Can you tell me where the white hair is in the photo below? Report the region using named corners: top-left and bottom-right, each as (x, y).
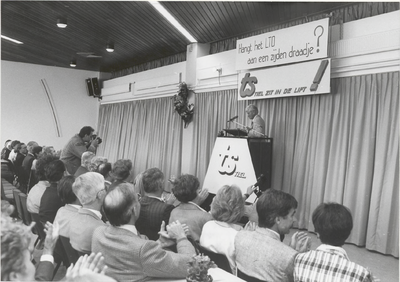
top-left (81, 151), bottom-right (95, 167)
top-left (72, 172), bottom-right (104, 205)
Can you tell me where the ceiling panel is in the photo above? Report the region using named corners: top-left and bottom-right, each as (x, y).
top-left (1, 1), bottom-right (352, 72)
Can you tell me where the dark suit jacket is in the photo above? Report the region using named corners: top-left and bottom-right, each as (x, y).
top-left (135, 196), bottom-right (174, 240)
top-left (39, 182), bottom-right (64, 223)
top-left (35, 261), bottom-right (54, 281)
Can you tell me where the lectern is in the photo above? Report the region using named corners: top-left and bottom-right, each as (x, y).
top-left (247, 138), bottom-right (273, 191)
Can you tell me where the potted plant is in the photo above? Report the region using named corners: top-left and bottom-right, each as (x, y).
top-left (186, 254), bottom-right (217, 282)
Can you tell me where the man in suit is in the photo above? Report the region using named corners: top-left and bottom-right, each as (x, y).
top-left (74, 151), bottom-right (95, 177)
top-left (91, 182), bottom-right (196, 282)
top-left (245, 104), bottom-right (266, 138)
top-left (69, 172), bottom-right (107, 254)
top-left (135, 167), bottom-right (175, 240)
top-left (235, 189), bottom-right (310, 282)
top-left (60, 126), bottom-right (99, 175)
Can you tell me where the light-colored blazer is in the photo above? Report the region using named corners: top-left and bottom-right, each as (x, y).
top-left (169, 202), bottom-right (213, 241)
top-left (91, 225), bottom-right (195, 282)
top-left (54, 204), bottom-right (80, 238)
top-left (69, 208), bottom-right (106, 253)
top-left (235, 227), bottom-right (297, 282)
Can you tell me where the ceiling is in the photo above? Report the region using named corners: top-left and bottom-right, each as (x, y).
top-left (1, 1), bottom-right (353, 73)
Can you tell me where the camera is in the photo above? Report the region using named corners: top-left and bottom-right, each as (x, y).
top-left (91, 134), bottom-right (103, 144)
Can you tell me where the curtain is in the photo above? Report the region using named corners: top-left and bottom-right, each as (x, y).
top-left (194, 72), bottom-right (399, 257)
top-left (96, 97), bottom-right (183, 190)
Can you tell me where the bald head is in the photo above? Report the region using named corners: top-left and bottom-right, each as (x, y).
top-left (103, 183), bottom-right (139, 226)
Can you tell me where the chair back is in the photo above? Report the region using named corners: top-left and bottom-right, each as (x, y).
top-left (1, 178), bottom-right (15, 203)
top-left (12, 189), bottom-right (24, 221)
top-left (237, 269), bottom-right (266, 282)
top-left (19, 192), bottom-right (32, 225)
top-left (31, 212), bottom-right (46, 240)
top-left (197, 245), bottom-right (232, 274)
top-left (59, 236), bottom-right (80, 266)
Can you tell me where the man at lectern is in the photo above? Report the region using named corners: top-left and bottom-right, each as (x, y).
top-left (245, 104), bottom-right (265, 138)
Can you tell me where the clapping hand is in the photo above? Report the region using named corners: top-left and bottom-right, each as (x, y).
top-left (158, 220), bottom-right (189, 248)
top-left (244, 221), bottom-right (257, 231)
top-left (65, 252), bottom-right (107, 280)
top-left (43, 221), bottom-right (59, 256)
top-left (192, 188), bottom-right (209, 206)
top-left (289, 231), bottom-right (311, 253)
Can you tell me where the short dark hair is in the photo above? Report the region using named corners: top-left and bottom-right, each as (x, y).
top-left (10, 140), bottom-right (20, 149)
top-left (103, 183), bottom-right (137, 226)
top-left (98, 162), bottom-right (112, 178)
top-left (32, 146), bottom-right (43, 156)
top-left (57, 175), bottom-right (77, 204)
top-left (172, 174), bottom-right (199, 202)
top-left (35, 155), bottom-right (59, 181)
top-left (312, 203), bottom-right (353, 246)
top-left (142, 168), bottom-right (164, 193)
top-left (257, 189), bottom-right (297, 228)
top-left (78, 126), bottom-right (94, 138)
top-left (45, 160), bottom-right (65, 183)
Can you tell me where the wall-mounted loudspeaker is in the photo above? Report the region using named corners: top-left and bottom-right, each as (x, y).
top-left (86, 77), bottom-right (101, 97)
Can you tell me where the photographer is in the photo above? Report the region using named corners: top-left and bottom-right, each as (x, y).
top-left (60, 126), bottom-right (102, 175)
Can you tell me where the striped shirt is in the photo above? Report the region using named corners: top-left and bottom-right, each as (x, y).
top-left (294, 244), bottom-right (373, 282)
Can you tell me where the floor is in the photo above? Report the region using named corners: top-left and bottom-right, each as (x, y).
top-left (31, 229), bottom-right (399, 282)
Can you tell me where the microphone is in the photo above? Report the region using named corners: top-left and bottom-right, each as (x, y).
top-left (252, 174), bottom-right (266, 197)
top-left (227, 115), bottom-right (238, 123)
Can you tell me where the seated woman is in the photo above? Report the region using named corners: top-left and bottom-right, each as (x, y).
top-left (108, 159), bottom-right (132, 191)
top-left (169, 174), bottom-right (212, 241)
top-left (200, 184), bottom-right (252, 274)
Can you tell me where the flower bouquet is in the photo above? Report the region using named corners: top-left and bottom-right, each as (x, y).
top-left (186, 254), bottom-right (217, 282)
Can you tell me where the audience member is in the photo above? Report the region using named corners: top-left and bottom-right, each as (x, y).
top-left (136, 167), bottom-right (175, 240)
top-left (28, 145), bottom-right (43, 189)
top-left (27, 154), bottom-right (58, 214)
top-left (60, 126), bottom-right (99, 175)
top-left (169, 174), bottom-right (212, 241)
top-left (92, 182), bottom-right (196, 281)
top-left (235, 189), bottom-right (310, 282)
top-left (22, 141), bottom-right (38, 175)
top-left (294, 203), bottom-right (373, 282)
top-left (39, 160), bottom-right (66, 223)
top-left (200, 184), bottom-right (254, 273)
top-left (8, 140), bottom-right (21, 163)
top-left (1, 140), bottom-right (12, 160)
top-left (42, 146), bottom-right (56, 156)
top-left (69, 172), bottom-right (107, 254)
top-left (89, 156), bottom-right (108, 172)
top-left (74, 151), bottom-right (95, 177)
top-left (108, 159), bottom-right (132, 191)
top-left (133, 172), bottom-right (145, 199)
top-left (54, 175), bottom-right (81, 238)
top-left (98, 162), bottom-right (113, 190)
top-left (1, 216), bottom-right (59, 281)
top-left (14, 143), bottom-right (27, 167)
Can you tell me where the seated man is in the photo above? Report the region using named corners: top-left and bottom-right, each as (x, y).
top-left (135, 167), bottom-right (175, 240)
top-left (69, 172), bottom-right (107, 254)
top-left (235, 189), bottom-right (310, 282)
top-left (108, 159), bottom-right (132, 191)
top-left (74, 151), bottom-right (95, 177)
top-left (91, 182), bottom-right (196, 282)
top-left (294, 203), bottom-right (374, 282)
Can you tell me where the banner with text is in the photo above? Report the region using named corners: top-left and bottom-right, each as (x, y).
top-left (236, 18), bottom-right (329, 70)
top-left (238, 59), bottom-right (330, 100)
top-left (202, 138), bottom-right (257, 195)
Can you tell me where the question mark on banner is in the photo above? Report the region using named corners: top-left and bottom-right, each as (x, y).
top-left (314, 25), bottom-right (324, 53)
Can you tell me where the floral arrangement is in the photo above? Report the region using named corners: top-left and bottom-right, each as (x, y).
top-left (186, 254), bottom-right (216, 282)
top-left (173, 82), bottom-right (194, 128)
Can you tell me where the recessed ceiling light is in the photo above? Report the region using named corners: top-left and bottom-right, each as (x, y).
top-left (57, 18), bottom-right (67, 28)
top-left (70, 59), bottom-right (76, 67)
top-left (149, 1), bottom-right (197, 43)
top-left (106, 42), bottom-right (114, 52)
top-left (1, 35), bottom-right (23, 44)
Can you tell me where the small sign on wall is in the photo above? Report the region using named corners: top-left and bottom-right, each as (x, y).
top-left (202, 138), bottom-right (257, 194)
top-left (235, 18), bottom-right (329, 70)
top-left (238, 59), bottom-right (330, 100)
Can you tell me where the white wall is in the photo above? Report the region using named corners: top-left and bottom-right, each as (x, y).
top-left (1, 61), bottom-right (101, 151)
